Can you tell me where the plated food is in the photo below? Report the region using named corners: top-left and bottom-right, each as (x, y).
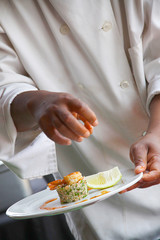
top-left (48, 171), bottom-right (88, 203)
top-left (48, 167), bottom-right (122, 204)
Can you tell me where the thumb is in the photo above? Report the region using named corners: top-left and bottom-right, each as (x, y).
top-left (130, 144), bottom-right (148, 174)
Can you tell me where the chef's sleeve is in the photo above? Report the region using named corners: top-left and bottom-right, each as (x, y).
top-left (142, 0), bottom-right (160, 114)
top-left (0, 25), bottom-right (57, 179)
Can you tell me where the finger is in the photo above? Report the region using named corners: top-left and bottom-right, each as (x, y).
top-left (147, 154), bottom-right (160, 171)
top-left (39, 115), bottom-right (71, 145)
top-left (138, 179), bottom-right (160, 188)
top-left (130, 144), bottom-right (148, 174)
top-left (142, 170), bottom-right (160, 182)
top-left (68, 98), bottom-right (98, 126)
top-left (120, 178), bottom-right (160, 192)
top-left (119, 182), bottom-right (141, 194)
top-left (72, 112), bottom-right (78, 118)
top-left (52, 114), bottom-right (84, 142)
top-left (47, 127), bottom-right (72, 145)
top-left (57, 109), bottom-right (91, 138)
top-left (50, 128), bottom-right (71, 145)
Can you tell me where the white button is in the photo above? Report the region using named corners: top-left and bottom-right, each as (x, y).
top-left (142, 131), bottom-right (147, 136)
top-left (101, 21), bottom-right (112, 32)
top-left (78, 83), bottom-right (85, 89)
top-left (60, 24), bottom-right (70, 35)
top-left (120, 80), bottom-right (129, 89)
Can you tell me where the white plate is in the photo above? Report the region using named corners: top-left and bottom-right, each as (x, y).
top-left (6, 169), bottom-right (143, 219)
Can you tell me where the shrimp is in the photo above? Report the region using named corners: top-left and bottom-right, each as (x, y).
top-left (48, 171), bottom-right (83, 190)
top-left (72, 112), bottom-right (93, 134)
top-left (48, 179), bottom-right (65, 190)
top-left (64, 171), bottom-right (83, 185)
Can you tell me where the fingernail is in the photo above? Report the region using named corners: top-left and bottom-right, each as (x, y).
top-left (77, 137), bottom-right (83, 142)
top-left (92, 120), bottom-right (98, 126)
top-left (66, 140), bottom-right (72, 145)
top-left (135, 166), bottom-right (145, 173)
top-left (83, 131), bottom-right (90, 138)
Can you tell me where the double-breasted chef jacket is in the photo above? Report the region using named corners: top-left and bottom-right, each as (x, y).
top-left (0, 1), bottom-right (160, 239)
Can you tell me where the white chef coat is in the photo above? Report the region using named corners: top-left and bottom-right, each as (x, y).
top-left (0, 0), bottom-right (160, 239)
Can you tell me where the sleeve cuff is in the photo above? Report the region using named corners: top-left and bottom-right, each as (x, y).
top-left (0, 83), bottom-right (58, 179)
top-left (0, 83), bottom-right (38, 160)
top-left (146, 79), bottom-right (160, 116)
top-left (3, 132), bottom-right (58, 179)
top-left (145, 59), bottom-right (160, 115)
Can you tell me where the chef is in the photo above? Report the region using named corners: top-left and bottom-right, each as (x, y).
top-left (0, 1), bottom-right (160, 239)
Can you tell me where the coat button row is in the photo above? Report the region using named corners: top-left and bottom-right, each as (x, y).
top-left (60, 21), bottom-right (113, 35)
top-left (77, 81), bottom-right (130, 90)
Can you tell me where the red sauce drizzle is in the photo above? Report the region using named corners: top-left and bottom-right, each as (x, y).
top-left (90, 190), bottom-right (110, 200)
top-left (90, 195), bottom-right (99, 200)
top-left (75, 199), bottom-right (88, 204)
top-left (40, 198), bottom-right (66, 210)
top-left (40, 190), bottom-right (110, 210)
top-left (101, 190), bottom-right (110, 195)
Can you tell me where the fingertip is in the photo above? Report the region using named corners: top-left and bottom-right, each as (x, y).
top-left (66, 140), bottom-right (72, 145)
top-left (51, 129), bottom-right (72, 145)
top-left (135, 165), bottom-right (146, 174)
top-left (83, 131), bottom-right (90, 138)
top-left (77, 137), bottom-right (84, 142)
top-left (92, 120), bottom-right (98, 126)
